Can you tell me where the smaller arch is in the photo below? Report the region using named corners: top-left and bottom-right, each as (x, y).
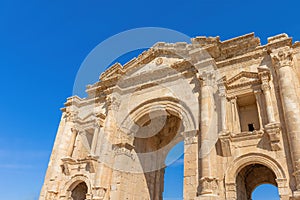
top-left (61, 174), bottom-right (92, 196)
top-left (225, 153), bottom-right (287, 200)
top-left (236, 164), bottom-right (278, 199)
top-left (225, 153), bottom-right (286, 184)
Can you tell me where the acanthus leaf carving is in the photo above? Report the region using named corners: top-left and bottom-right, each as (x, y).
top-left (199, 177), bottom-right (219, 195)
top-left (270, 47), bottom-right (293, 69)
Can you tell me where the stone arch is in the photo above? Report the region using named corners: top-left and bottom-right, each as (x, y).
top-left (113, 96), bottom-right (197, 200)
top-left (120, 96), bottom-right (197, 134)
top-left (225, 153), bottom-right (286, 183)
top-left (60, 175), bottom-right (92, 200)
top-left (225, 153), bottom-right (287, 199)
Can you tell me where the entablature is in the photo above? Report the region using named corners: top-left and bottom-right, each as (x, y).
top-left (60, 156), bottom-right (98, 176)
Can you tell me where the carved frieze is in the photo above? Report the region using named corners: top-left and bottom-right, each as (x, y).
top-left (112, 142), bottom-right (135, 160)
top-left (226, 71), bottom-right (260, 90)
top-left (60, 156), bottom-right (98, 175)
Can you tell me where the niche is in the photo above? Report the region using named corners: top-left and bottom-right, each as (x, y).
top-left (237, 94), bottom-right (260, 132)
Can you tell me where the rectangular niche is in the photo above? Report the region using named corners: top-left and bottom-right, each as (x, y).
top-left (237, 94), bottom-right (260, 132)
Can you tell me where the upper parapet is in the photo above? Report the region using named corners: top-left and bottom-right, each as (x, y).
top-left (191, 33), bottom-right (261, 61)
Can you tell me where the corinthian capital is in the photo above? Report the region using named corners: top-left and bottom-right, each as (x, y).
top-left (65, 109), bottom-right (78, 122)
top-left (197, 71), bottom-right (215, 87)
top-left (106, 95), bottom-right (120, 111)
top-left (270, 47), bottom-right (293, 69)
top-left (259, 71), bottom-right (271, 92)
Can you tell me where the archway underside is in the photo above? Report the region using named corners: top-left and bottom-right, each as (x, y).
top-left (132, 114), bottom-right (183, 200)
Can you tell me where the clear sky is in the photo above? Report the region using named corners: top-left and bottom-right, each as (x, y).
top-left (0, 0), bottom-right (299, 199)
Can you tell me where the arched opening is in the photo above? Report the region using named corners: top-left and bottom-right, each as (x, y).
top-left (236, 164), bottom-right (278, 200)
top-left (252, 184), bottom-right (279, 200)
top-left (163, 141), bottom-right (184, 199)
top-left (70, 182), bottom-right (88, 200)
top-left (133, 113), bottom-right (184, 200)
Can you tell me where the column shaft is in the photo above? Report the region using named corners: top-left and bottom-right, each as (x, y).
top-left (67, 128), bottom-right (78, 157)
top-left (271, 48), bottom-right (300, 190)
top-left (262, 84), bottom-right (276, 123)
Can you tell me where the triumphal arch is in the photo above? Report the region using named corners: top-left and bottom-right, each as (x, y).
top-left (40, 33), bottom-right (300, 200)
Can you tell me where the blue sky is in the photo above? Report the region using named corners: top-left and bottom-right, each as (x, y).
top-left (0, 0), bottom-right (299, 199)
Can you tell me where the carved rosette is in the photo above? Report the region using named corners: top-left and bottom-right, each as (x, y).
top-left (199, 177), bottom-right (219, 195)
top-left (265, 123), bottom-right (281, 151)
top-left (270, 47), bottom-right (293, 70)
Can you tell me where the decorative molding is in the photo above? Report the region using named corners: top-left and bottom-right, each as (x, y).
top-left (65, 109), bottom-right (78, 122)
top-left (265, 122), bottom-right (281, 151)
top-left (112, 142), bottom-right (135, 160)
top-left (219, 131), bottom-right (232, 157)
top-left (199, 177), bottom-right (219, 195)
top-left (270, 47), bottom-right (293, 69)
top-left (183, 130), bottom-right (198, 145)
top-left (60, 156), bottom-right (98, 175)
top-left (218, 130), bottom-right (265, 157)
top-left (99, 62), bottom-right (123, 81)
top-left (226, 71), bottom-right (260, 90)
